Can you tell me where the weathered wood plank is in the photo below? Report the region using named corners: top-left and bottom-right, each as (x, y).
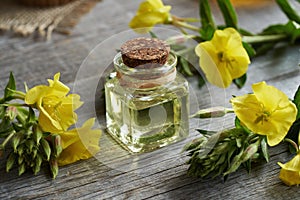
top-left (0, 0), bottom-right (300, 199)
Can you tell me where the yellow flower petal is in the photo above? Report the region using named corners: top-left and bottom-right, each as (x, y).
top-left (25, 85), bottom-right (49, 105)
top-left (59, 129), bottom-right (80, 149)
top-left (47, 72), bottom-right (69, 96)
top-left (129, 0), bottom-right (171, 32)
top-left (279, 169), bottom-right (300, 186)
top-left (25, 73), bottom-right (83, 133)
top-left (230, 94), bottom-right (267, 131)
top-left (195, 28), bottom-right (250, 88)
top-left (195, 42), bottom-right (225, 88)
top-left (279, 153), bottom-right (300, 171)
top-left (231, 81), bottom-right (297, 146)
top-left (278, 153), bottom-right (300, 186)
top-left (37, 94), bottom-right (82, 133)
top-left (38, 107), bottom-right (63, 133)
top-left (148, 0), bottom-right (164, 8)
top-left (57, 118), bottom-right (102, 166)
top-left (252, 81), bottom-right (290, 112)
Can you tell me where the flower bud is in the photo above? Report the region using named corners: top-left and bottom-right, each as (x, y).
top-left (215, 154), bottom-right (226, 166)
top-left (17, 144), bottom-right (24, 156)
top-left (40, 138), bottom-right (51, 161)
top-left (182, 137), bottom-right (206, 152)
top-left (32, 148), bottom-right (37, 158)
top-left (50, 158), bottom-right (59, 179)
top-left (6, 153), bottom-right (16, 172)
top-left (33, 125), bottom-right (43, 144)
top-left (12, 133), bottom-right (22, 152)
top-left (214, 142), bottom-right (229, 154)
top-left (33, 155), bottom-right (43, 175)
top-left (241, 141), bottom-right (260, 163)
top-left (18, 162), bottom-right (26, 176)
top-left (191, 107), bottom-right (233, 118)
top-left (18, 155), bottom-right (24, 165)
top-left (5, 106), bottom-right (17, 121)
top-left (25, 140), bottom-right (35, 153)
top-left (51, 134), bottom-right (62, 158)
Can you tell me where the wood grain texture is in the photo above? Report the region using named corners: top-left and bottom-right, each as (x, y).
top-left (0, 0), bottom-right (300, 199)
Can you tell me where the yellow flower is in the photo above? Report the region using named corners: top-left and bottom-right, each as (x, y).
top-left (129, 0), bottom-right (171, 33)
top-left (57, 118), bottom-right (102, 166)
top-left (278, 153), bottom-right (300, 186)
top-left (230, 81), bottom-right (297, 146)
top-left (195, 28), bottom-right (250, 88)
top-left (25, 73), bottom-right (83, 133)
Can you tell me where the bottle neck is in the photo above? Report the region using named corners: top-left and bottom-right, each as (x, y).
top-left (114, 52), bottom-right (177, 89)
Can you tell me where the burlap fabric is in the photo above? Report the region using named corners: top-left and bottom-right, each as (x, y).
top-left (0, 0), bottom-right (100, 39)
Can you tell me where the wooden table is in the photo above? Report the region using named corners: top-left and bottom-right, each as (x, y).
top-left (1, 0), bottom-right (300, 199)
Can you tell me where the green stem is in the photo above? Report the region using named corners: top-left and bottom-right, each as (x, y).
top-left (178, 26), bottom-right (188, 35)
top-left (172, 20), bottom-right (200, 32)
top-left (176, 46), bottom-right (196, 56)
top-left (285, 138), bottom-right (299, 152)
top-left (166, 34), bottom-right (199, 45)
top-left (0, 131), bottom-right (15, 149)
top-left (7, 89), bottom-right (26, 100)
top-left (298, 129), bottom-right (300, 149)
top-left (175, 17), bottom-right (200, 23)
top-left (242, 34), bottom-right (287, 44)
top-left (1, 103), bottom-right (29, 107)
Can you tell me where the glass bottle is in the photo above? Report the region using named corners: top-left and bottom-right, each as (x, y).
top-left (105, 38), bottom-right (189, 153)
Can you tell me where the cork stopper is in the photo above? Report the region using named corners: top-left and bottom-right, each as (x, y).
top-left (120, 37), bottom-right (170, 68)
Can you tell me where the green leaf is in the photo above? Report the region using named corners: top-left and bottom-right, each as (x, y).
top-left (276, 0), bottom-right (300, 24)
top-left (233, 73), bottom-right (247, 89)
top-left (199, 0), bottom-right (216, 40)
top-left (224, 149), bottom-right (244, 175)
top-left (286, 86), bottom-right (300, 143)
top-left (286, 118), bottom-right (300, 144)
top-left (198, 76), bottom-right (206, 88)
top-left (149, 31), bottom-right (158, 39)
top-left (0, 106), bottom-right (6, 119)
top-left (199, 26), bottom-right (215, 41)
top-left (182, 137), bottom-right (206, 152)
top-left (262, 21), bottom-right (300, 43)
top-left (4, 72), bottom-right (16, 100)
top-left (26, 107), bottom-right (37, 126)
top-left (234, 117), bottom-right (251, 134)
top-left (6, 153), bottom-right (16, 172)
top-left (242, 42), bottom-right (256, 58)
top-left (294, 85), bottom-right (300, 120)
top-left (260, 137), bottom-right (269, 162)
top-left (40, 138), bottom-right (51, 161)
top-left (196, 129), bottom-right (217, 135)
top-left (0, 117), bottom-right (13, 137)
top-left (217, 0), bottom-right (238, 29)
top-left (254, 43), bottom-right (276, 56)
top-left (239, 28), bottom-right (254, 36)
top-left (179, 57), bottom-right (193, 76)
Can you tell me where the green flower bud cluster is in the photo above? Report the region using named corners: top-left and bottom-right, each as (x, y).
top-left (6, 124), bottom-right (45, 176)
top-left (184, 126), bottom-right (269, 180)
top-left (1, 106), bottom-right (62, 178)
top-left (0, 73), bottom-right (62, 179)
